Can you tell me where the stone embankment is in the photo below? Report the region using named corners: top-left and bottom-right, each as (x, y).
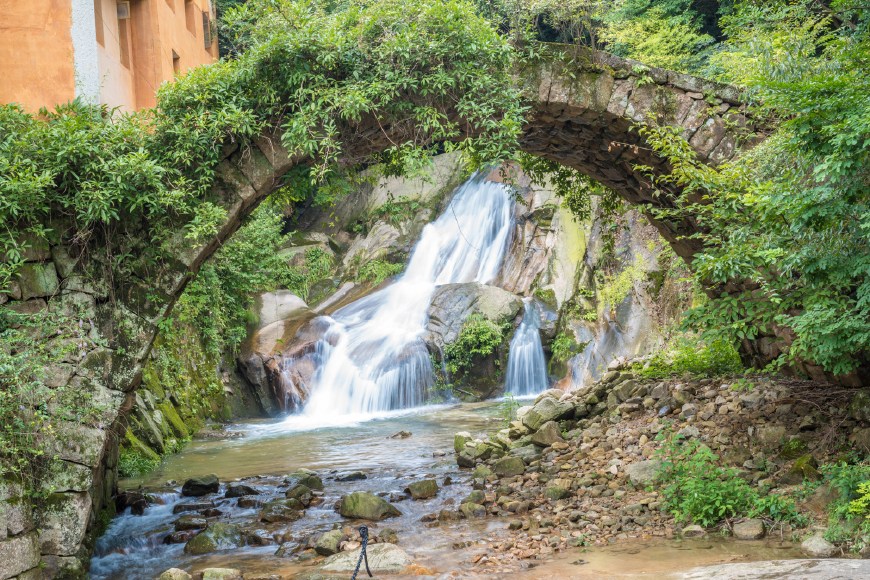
top-left (450, 359), bottom-right (870, 573)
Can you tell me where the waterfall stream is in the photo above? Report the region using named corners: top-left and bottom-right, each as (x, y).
top-left (504, 298), bottom-right (549, 397)
top-left (295, 176), bottom-right (514, 419)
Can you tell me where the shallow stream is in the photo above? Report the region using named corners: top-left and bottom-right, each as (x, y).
top-left (93, 401), bottom-right (808, 579)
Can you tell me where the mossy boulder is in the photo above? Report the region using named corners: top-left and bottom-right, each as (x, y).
top-left (183, 523), bottom-right (243, 555)
top-left (315, 529), bottom-right (344, 556)
top-left (259, 499), bottom-right (305, 523)
top-left (492, 456), bottom-right (525, 477)
top-left (544, 486), bottom-right (571, 501)
top-left (783, 454), bottom-right (821, 484)
top-left (405, 479), bottom-right (438, 500)
top-left (338, 492), bottom-right (401, 521)
top-left (459, 502), bottom-right (486, 518)
top-left (285, 484), bottom-right (313, 506)
top-left (286, 470), bottom-right (324, 491)
top-left (849, 390), bottom-right (870, 423)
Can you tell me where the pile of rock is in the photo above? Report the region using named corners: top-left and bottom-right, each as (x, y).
top-left (451, 359), bottom-right (870, 567)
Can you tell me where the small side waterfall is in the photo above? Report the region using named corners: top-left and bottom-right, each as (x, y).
top-left (504, 299), bottom-right (549, 397)
top-left (297, 176), bottom-right (514, 419)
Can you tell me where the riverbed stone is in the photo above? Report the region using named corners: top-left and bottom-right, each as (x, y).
top-left (406, 479), bottom-right (439, 500)
top-left (339, 492), bottom-right (401, 521)
top-left (493, 456), bottom-right (525, 477)
top-left (530, 420), bottom-right (563, 447)
top-left (315, 529), bottom-right (344, 556)
top-left (460, 502), bottom-right (487, 518)
top-left (225, 484), bottom-right (259, 498)
top-left (259, 499), bottom-right (305, 523)
top-left (321, 542), bottom-right (411, 573)
top-left (681, 525), bottom-right (707, 538)
top-left (202, 568), bottom-right (243, 580)
top-left (544, 486), bottom-right (571, 501)
top-left (626, 460), bottom-right (663, 487)
top-left (174, 515), bottom-right (208, 531)
top-left (521, 397), bottom-right (574, 431)
top-left (336, 471), bottom-right (367, 482)
top-left (181, 474), bottom-right (220, 497)
top-left (287, 471), bottom-right (324, 491)
top-left (184, 523), bottom-right (244, 555)
top-left (801, 534), bottom-right (837, 558)
top-left (157, 569), bottom-right (192, 580)
top-left (286, 484), bottom-right (314, 506)
top-left (454, 432), bottom-right (473, 453)
top-left (732, 518), bottom-right (765, 540)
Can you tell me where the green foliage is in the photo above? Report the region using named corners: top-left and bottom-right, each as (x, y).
top-left (601, 6), bottom-right (714, 72)
top-left (634, 335), bottom-right (743, 379)
top-left (171, 207), bottom-right (301, 359)
top-left (517, 153), bottom-right (618, 222)
top-left (444, 314), bottom-right (509, 377)
top-left (598, 254), bottom-right (645, 312)
top-left (0, 307), bottom-right (104, 493)
top-left (655, 429), bottom-right (805, 528)
top-left (637, 1), bottom-right (870, 375)
top-left (118, 448), bottom-right (160, 479)
top-left (550, 331), bottom-right (580, 362)
top-left (373, 195), bottom-right (422, 227)
top-left (499, 393), bottom-right (520, 427)
top-left (355, 259), bottom-right (404, 286)
top-left (820, 461), bottom-right (870, 547)
top-left (0, 0), bottom-right (523, 293)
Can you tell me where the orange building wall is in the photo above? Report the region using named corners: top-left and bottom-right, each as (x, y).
top-left (0, 0), bottom-right (217, 113)
top-left (0, 0), bottom-right (77, 112)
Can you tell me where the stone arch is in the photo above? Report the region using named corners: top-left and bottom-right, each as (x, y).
top-left (0, 48), bottom-right (759, 577)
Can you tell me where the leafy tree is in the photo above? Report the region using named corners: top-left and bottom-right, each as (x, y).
top-left (637, 0), bottom-right (869, 375)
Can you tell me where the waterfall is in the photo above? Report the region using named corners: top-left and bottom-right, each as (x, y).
top-left (297, 176), bottom-right (514, 418)
top-left (504, 298), bottom-right (549, 397)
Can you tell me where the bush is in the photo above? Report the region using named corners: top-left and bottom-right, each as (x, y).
top-left (550, 332), bottom-right (580, 363)
top-left (655, 429), bottom-right (805, 528)
top-left (355, 259), bottom-right (404, 286)
top-left (634, 335), bottom-right (744, 380)
top-left (444, 314), bottom-right (508, 378)
top-left (820, 461), bottom-right (870, 548)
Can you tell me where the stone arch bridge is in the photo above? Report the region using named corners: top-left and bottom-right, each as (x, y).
top-left (0, 49), bottom-right (758, 577)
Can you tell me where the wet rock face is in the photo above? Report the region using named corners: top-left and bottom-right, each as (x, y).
top-left (426, 283), bottom-right (523, 349)
top-left (425, 282), bottom-right (524, 399)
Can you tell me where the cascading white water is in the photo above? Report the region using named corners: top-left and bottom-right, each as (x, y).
top-left (298, 176), bottom-right (514, 419)
top-left (504, 298), bottom-right (549, 397)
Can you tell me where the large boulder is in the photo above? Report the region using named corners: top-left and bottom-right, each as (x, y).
top-left (493, 456), bottom-right (525, 477)
top-left (530, 421), bottom-right (563, 447)
top-left (626, 460), bottom-right (663, 487)
top-left (801, 534), bottom-right (837, 558)
top-left (321, 543), bottom-right (412, 574)
top-left (238, 312), bottom-right (327, 415)
top-left (426, 282), bottom-right (523, 348)
top-left (315, 529), bottom-right (344, 556)
top-left (521, 397), bottom-right (574, 431)
top-left (338, 492), bottom-right (401, 521)
top-left (425, 282), bottom-right (523, 398)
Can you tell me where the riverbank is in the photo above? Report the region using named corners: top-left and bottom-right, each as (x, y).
top-left (91, 362), bottom-right (870, 579)
top-left (452, 359), bottom-right (870, 572)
